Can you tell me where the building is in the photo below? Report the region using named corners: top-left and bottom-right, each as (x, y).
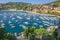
top-left (32, 8), bottom-right (39, 13)
top-left (52, 7), bottom-right (60, 13)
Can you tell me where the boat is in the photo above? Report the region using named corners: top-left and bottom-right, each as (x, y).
top-left (20, 25), bottom-right (26, 29)
top-left (8, 21), bottom-right (12, 24)
top-left (26, 17), bottom-right (30, 20)
top-left (24, 22), bottom-right (29, 25)
top-left (17, 16), bottom-right (23, 19)
top-left (12, 17), bottom-right (15, 20)
top-left (11, 25), bottom-right (16, 28)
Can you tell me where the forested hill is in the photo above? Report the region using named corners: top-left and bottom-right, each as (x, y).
top-left (5, 2), bottom-right (31, 6)
top-left (46, 0), bottom-right (60, 7)
top-left (0, 0), bottom-right (60, 10)
top-left (0, 2), bottom-right (32, 10)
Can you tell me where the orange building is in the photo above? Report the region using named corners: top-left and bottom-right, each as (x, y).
top-left (54, 7), bottom-right (60, 13)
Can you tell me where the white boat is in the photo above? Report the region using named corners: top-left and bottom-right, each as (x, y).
top-left (43, 21), bottom-right (50, 23)
top-left (8, 21), bottom-right (12, 24)
top-left (44, 23), bottom-right (50, 26)
top-left (1, 23), bottom-right (5, 26)
top-left (14, 32), bottom-right (17, 37)
top-left (12, 17), bottom-right (15, 20)
top-left (20, 25), bottom-right (26, 29)
top-left (33, 23), bottom-right (38, 25)
top-left (44, 17), bottom-right (49, 20)
top-left (26, 17), bottom-right (30, 20)
top-left (11, 26), bottom-right (15, 28)
top-left (39, 25), bottom-right (43, 27)
top-left (0, 20), bottom-right (3, 22)
top-left (15, 20), bottom-right (18, 22)
top-left (24, 22), bottom-right (29, 24)
top-left (36, 19), bottom-right (39, 20)
top-left (17, 16), bottom-right (23, 19)
top-left (4, 16), bottom-right (6, 18)
top-left (50, 23), bottom-right (54, 25)
top-left (40, 16), bottom-right (45, 20)
top-left (10, 16), bottom-right (12, 18)
top-left (10, 24), bottom-right (13, 26)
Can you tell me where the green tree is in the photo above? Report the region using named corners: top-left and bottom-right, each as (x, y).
top-left (35, 27), bottom-right (49, 40)
top-left (0, 27), bottom-right (16, 40)
top-left (53, 28), bottom-right (58, 40)
top-left (0, 27), bottom-right (8, 40)
top-left (24, 27), bottom-right (36, 40)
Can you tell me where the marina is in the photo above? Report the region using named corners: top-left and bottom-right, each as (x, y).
top-left (0, 10), bottom-right (59, 34)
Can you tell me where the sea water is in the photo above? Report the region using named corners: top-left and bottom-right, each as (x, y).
top-left (0, 10), bottom-right (59, 34)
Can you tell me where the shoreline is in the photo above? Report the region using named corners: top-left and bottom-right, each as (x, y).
top-left (0, 10), bottom-right (60, 18)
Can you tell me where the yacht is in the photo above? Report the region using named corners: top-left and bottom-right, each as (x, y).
top-left (15, 20), bottom-right (18, 22)
top-left (8, 21), bottom-right (12, 24)
top-left (33, 23), bottom-right (38, 25)
top-left (1, 23), bottom-right (5, 26)
top-left (24, 22), bottom-right (29, 25)
top-left (26, 17), bottom-right (30, 20)
top-left (12, 17), bottom-right (15, 20)
top-left (39, 25), bottom-right (43, 27)
top-left (11, 25), bottom-right (16, 28)
top-left (20, 25), bottom-right (26, 29)
top-left (36, 19), bottom-right (39, 21)
top-left (17, 16), bottom-right (23, 19)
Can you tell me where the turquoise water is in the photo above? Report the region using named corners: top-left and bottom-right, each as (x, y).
top-left (0, 11), bottom-right (59, 34)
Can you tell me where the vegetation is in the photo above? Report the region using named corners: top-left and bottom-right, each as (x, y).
top-left (23, 27), bottom-right (59, 40)
top-left (24, 27), bottom-right (36, 40)
top-left (0, 26), bottom-right (59, 40)
top-left (46, 0), bottom-right (60, 7)
top-left (0, 0), bottom-right (60, 40)
top-left (0, 2), bottom-right (32, 11)
top-left (0, 27), bottom-right (16, 40)
top-left (48, 11), bottom-right (60, 16)
top-left (0, 0), bottom-right (60, 16)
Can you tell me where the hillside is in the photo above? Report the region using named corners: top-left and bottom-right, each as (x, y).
top-left (0, 1), bottom-right (60, 17)
top-left (46, 0), bottom-right (60, 7)
top-left (0, 2), bottom-right (32, 10)
top-left (5, 2), bottom-right (31, 6)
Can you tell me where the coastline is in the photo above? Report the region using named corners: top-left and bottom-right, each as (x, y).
top-left (0, 10), bottom-right (59, 17)
top-left (0, 9), bottom-right (59, 39)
